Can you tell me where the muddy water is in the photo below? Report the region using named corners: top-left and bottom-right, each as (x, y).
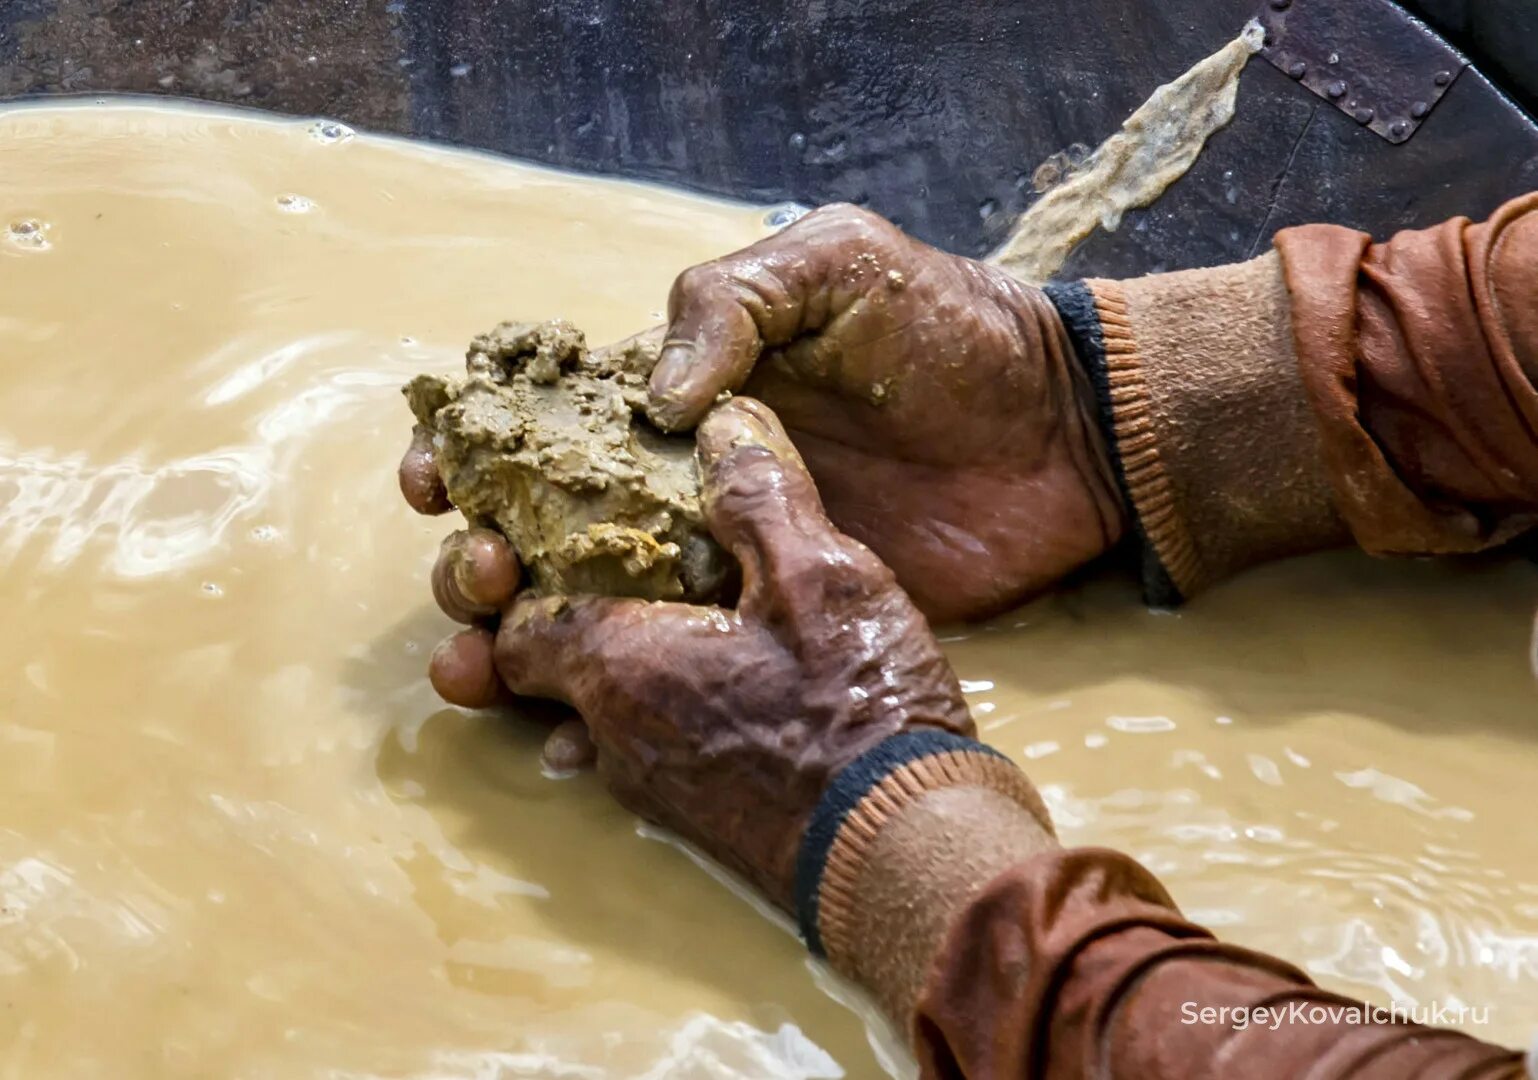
top-left (0, 100), bottom-right (1533, 1078)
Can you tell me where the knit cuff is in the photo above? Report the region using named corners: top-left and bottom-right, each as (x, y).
top-left (1044, 280), bottom-right (1182, 606)
top-left (1047, 254), bottom-right (1349, 602)
top-left (794, 730), bottom-right (1051, 958)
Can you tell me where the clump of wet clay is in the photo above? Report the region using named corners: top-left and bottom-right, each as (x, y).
top-left (405, 321), bottom-right (732, 603)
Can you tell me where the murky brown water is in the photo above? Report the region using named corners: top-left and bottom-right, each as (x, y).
top-left (1, 100), bottom-right (1534, 1078)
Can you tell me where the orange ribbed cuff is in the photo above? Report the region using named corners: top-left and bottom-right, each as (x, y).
top-left (1087, 281), bottom-right (1204, 593)
top-left (817, 748), bottom-right (1051, 967)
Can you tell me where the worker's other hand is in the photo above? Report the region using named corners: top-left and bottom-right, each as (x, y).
top-left (405, 398), bottom-right (976, 907)
top-left (646, 204), bottom-right (1125, 621)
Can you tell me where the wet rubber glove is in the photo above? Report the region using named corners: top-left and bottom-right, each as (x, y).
top-left (407, 396), bottom-right (1052, 905)
top-left (642, 203), bottom-right (1127, 622)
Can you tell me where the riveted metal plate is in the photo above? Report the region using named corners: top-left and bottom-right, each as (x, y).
top-left (1259, 0), bottom-right (1468, 143)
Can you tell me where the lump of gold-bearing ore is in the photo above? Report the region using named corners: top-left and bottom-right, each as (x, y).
top-left (404, 320), bottom-right (732, 603)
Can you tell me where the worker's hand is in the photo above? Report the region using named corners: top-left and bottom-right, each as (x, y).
top-left (407, 398), bottom-right (976, 906)
top-left (646, 204), bottom-right (1125, 621)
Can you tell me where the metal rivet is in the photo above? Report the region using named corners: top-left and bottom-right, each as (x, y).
top-left (1326, 81), bottom-right (1346, 99)
top-left (1434, 70), bottom-right (1452, 86)
top-left (1288, 60), bottom-right (1307, 79)
top-left (1410, 100), bottom-right (1430, 118)
top-left (1354, 106), bottom-right (1375, 125)
top-left (1389, 120), bottom-right (1408, 138)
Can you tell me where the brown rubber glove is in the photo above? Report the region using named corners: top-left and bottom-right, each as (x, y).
top-left (412, 396), bottom-right (984, 906)
top-left (645, 203), bottom-right (1125, 622)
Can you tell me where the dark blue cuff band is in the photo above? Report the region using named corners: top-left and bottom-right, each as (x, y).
top-left (1043, 279), bottom-right (1183, 608)
top-left (793, 729), bottom-right (1009, 956)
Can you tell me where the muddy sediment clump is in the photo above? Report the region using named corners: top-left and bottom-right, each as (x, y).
top-left (404, 320), bottom-right (733, 603)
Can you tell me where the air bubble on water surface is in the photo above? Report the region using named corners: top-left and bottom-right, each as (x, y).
top-left (763, 203), bottom-right (810, 229)
top-left (308, 120), bottom-right (354, 144)
top-left (275, 193), bottom-right (314, 214)
top-left (201, 582), bottom-right (224, 597)
top-left (250, 525), bottom-right (278, 542)
top-left (6, 218), bottom-right (52, 251)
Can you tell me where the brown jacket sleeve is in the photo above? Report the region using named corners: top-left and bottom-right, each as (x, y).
top-left (873, 200), bottom-right (1538, 1076)
top-left (913, 846), bottom-right (1526, 1078)
top-left (1072, 192), bottom-right (1538, 601)
top-left (811, 773), bottom-right (1527, 1078)
top-left (1274, 193), bottom-right (1538, 556)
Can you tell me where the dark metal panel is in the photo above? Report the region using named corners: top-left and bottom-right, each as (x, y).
top-left (393, 0), bottom-right (1268, 255)
top-left (1, 0), bottom-right (1536, 273)
top-left (390, 0), bottom-right (1538, 266)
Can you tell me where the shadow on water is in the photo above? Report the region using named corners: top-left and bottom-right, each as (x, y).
top-left (342, 602), bottom-right (886, 1075)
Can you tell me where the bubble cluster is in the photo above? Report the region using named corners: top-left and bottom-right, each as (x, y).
top-left (308, 120), bottom-right (354, 144)
top-left (6, 219), bottom-right (52, 251)
top-left (1030, 142), bottom-right (1092, 194)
